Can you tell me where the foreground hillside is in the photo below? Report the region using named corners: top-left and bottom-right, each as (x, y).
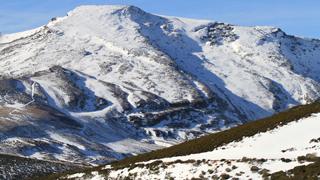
top-left (1, 5), bottom-right (320, 164)
top-left (0, 153), bottom-right (80, 180)
top-left (57, 102), bottom-right (320, 179)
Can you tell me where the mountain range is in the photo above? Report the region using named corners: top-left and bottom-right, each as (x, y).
top-left (1, 5), bottom-right (320, 176)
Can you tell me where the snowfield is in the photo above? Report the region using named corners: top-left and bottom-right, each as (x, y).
top-left (0, 4), bottom-right (320, 165)
top-left (158, 113), bottom-right (320, 162)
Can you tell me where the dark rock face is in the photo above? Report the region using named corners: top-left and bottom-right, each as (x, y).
top-left (0, 79), bottom-right (31, 105)
top-left (205, 23), bottom-right (239, 45)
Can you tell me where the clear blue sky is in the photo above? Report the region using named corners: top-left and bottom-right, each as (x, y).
top-left (1, 0), bottom-right (319, 38)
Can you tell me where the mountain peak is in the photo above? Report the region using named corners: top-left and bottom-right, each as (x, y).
top-left (66, 5), bottom-right (146, 18)
top-left (46, 4), bottom-right (150, 38)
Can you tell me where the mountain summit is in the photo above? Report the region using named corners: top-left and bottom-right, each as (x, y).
top-left (0, 5), bottom-right (320, 164)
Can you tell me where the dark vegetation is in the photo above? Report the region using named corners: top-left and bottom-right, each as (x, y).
top-left (0, 153), bottom-right (79, 180)
top-left (271, 158), bottom-right (320, 180)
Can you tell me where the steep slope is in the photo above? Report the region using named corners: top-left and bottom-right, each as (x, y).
top-left (58, 102), bottom-right (320, 179)
top-left (0, 5), bottom-right (320, 164)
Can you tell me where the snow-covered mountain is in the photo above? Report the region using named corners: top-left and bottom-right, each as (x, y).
top-left (59, 103), bottom-right (320, 179)
top-left (1, 5), bottom-right (320, 164)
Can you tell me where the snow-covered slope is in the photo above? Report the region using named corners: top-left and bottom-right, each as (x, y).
top-left (1, 5), bottom-right (320, 164)
top-left (64, 110), bottom-right (320, 179)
